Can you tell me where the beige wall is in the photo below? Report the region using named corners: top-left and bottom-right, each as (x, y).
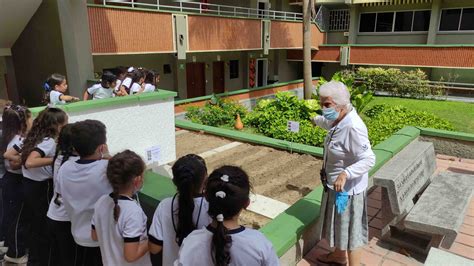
top-left (327, 32), bottom-right (348, 45)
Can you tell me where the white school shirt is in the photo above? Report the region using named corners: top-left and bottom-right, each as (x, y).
top-left (50, 90), bottom-right (66, 105)
top-left (312, 108), bottom-right (376, 195)
top-left (46, 155), bottom-right (78, 222)
top-left (4, 135), bottom-right (23, 174)
top-left (130, 83), bottom-right (142, 95)
top-left (59, 159), bottom-right (112, 247)
top-left (175, 225), bottom-right (279, 266)
top-left (143, 83), bottom-right (156, 93)
top-left (92, 194), bottom-right (151, 266)
top-left (22, 138), bottom-right (56, 182)
top-left (121, 77), bottom-right (132, 90)
top-left (87, 84), bottom-right (114, 100)
top-left (148, 196), bottom-right (212, 266)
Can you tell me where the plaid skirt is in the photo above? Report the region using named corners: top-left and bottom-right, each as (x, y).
top-left (317, 189), bottom-right (368, 251)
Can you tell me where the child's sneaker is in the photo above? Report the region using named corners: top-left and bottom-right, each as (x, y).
top-left (4, 254), bottom-right (28, 264)
top-left (0, 241), bottom-right (4, 247)
top-left (0, 246), bottom-right (8, 254)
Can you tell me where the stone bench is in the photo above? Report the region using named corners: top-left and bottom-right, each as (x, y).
top-left (373, 140), bottom-right (436, 235)
top-left (404, 172), bottom-right (473, 249)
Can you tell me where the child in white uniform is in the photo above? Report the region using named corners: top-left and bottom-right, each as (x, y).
top-left (176, 166), bottom-right (279, 266)
top-left (46, 124), bottom-right (79, 266)
top-left (1, 105), bottom-right (31, 264)
top-left (84, 71), bottom-right (117, 100)
top-left (148, 154), bottom-right (211, 266)
top-left (60, 120), bottom-right (112, 266)
top-left (92, 150), bottom-right (151, 266)
top-left (43, 74), bottom-right (79, 105)
top-left (21, 107), bottom-right (68, 265)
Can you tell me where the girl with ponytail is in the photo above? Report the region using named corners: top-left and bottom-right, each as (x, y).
top-left (91, 150), bottom-right (151, 265)
top-left (43, 73), bottom-right (79, 105)
top-left (176, 165), bottom-right (279, 266)
top-left (148, 154), bottom-right (211, 266)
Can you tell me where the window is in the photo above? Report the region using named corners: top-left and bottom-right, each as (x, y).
top-left (163, 64), bottom-right (172, 74)
top-left (229, 60), bottom-right (239, 79)
top-left (440, 9), bottom-right (461, 31)
top-left (395, 11), bottom-right (413, 31)
top-left (359, 10), bottom-right (431, 33)
top-left (460, 8), bottom-right (474, 31)
top-left (329, 9), bottom-right (350, 31)
top-left (360, 13), bottom-right (376, 32)
top-left (413, 10), bottom-right (431, 31)
top-left (376, 12), bottom-right (394, 32)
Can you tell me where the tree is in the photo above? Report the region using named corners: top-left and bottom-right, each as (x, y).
top-left (303, 0), bottom-right (314, 99)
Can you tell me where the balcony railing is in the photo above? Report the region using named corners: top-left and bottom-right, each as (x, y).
top-left (97, 1), bottom-right (304, 21)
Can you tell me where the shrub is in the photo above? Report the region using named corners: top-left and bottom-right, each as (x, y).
top-left (185, 96), bottom-right (248, 127)
top-left (363, 104), bottom-right (454, 145)
top-left (351, 67), bottom-right (446, 99)
top-left (244, 92), bottom-right (327, 146)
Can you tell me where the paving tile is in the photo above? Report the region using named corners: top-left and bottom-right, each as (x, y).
top-left (296, 259), bottom-right (313, 266)
top-left (463, 216), bottom-right (474, 226)
top-left (460, 158), bottom-right (474, 165)
top-left (386, 250), bottom-right (421, 266)
top-left (381, 258), bottom-right (405, 266)
top-left (368, 206), bottom-right (379, 217)
top-left (369, 218), bottom-right (384, 230)
top-left (448, 242), bottom-right (474, 260)
top-left (368, 198), bottom-right (382, 209)
top-left (459, 224), bottom-right (474, 236)
top-left (436, 154), bottom-right (458, 161)
top-left (364, 238), bottom-right (391, 257)
top-left (360, 251), bottom-right (383, 266)
top-left (454, 233), bottom-right (474, 248)
top-left (369, 227), bottom-right (382, 239)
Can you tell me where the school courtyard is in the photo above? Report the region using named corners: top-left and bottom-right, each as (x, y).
top-left (1, 0), bottom-right (474, 265)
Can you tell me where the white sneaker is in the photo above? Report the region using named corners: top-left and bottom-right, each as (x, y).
top-left (0, 241), bottom-right (4, 247)
top-left (0, 246), bottom-right (7, 254)
top-left (4, 254), bottom-right (28, 264)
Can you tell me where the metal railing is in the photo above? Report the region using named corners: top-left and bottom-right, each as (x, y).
top-left (100, 0), bottom-right (304, 21)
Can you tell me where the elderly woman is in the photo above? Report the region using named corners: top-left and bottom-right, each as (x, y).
top-left (312, 81), bottom-right (376, 266)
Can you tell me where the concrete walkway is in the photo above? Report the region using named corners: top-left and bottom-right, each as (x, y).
top-left (298, 154), bottom-right (474, 265)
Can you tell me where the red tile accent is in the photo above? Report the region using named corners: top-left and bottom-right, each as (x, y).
top-left (350, 47), bottom-right (474, 68)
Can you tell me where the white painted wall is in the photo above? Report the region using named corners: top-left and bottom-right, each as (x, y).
top-left (66, 96), bottom-right (176, 166)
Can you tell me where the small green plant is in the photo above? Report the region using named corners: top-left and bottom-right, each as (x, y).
top-left (314, 71), bottom-right (374, 113)
top-left (363, 104), bottom-right (454, 145)
top-left (185, 95), bottom-right (248, 127)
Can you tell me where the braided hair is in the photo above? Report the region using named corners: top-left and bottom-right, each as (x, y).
top-left (172, 154), bottom-right (207, 246)
top-left (205, 166), bottom-right (250, 266)
top-left (106, 150), bottom-right (146, 221)
top-left (52, 123), bottom-right (75, 206)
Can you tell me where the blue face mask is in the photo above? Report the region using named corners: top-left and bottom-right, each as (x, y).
top-left (322, 107), bottom-right (339, 121)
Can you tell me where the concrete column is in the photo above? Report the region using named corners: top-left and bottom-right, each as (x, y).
top-left (348, 4), bottom-right (359, 44)
top-left (427, 0), bottom-right (441, 44)
top-left (56, 0), bottom-right (94, 97)
top-left (175, 59), bottom-right (187, 99)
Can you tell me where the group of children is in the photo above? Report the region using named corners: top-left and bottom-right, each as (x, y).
top-left (1, 104), bottom-right (279, 265)
top-left (44, 66), bottom-right (161, 106)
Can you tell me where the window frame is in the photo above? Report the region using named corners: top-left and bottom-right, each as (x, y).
top-left (358, 9), bottom-right (431, 35)
top-left (438, 7), bottom-right (474, 33)
top-left (229, 60), bottom-right (239, 80)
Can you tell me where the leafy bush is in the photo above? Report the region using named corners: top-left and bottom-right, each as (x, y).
top-left (244, 92), bottom-right (327, 146)
top-left (363, 104), bottom-right (454, 145)
top-left (185, 96), bottom-right (248, 127)
top-left (351, 67), bottom-right (445, 99)
top-left (315, 71), bottom-right (374, 113)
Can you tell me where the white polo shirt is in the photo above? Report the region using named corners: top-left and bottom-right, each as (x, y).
top-left (47, 155), bottom-right (78, 222)
top-left (59, 159), bottom-right (111, 247)
top-left (92, 194), bottom-right (151, 266)
top-left (312, 108), bottom-right (376, 195)
top-left (148, 196), bottom-right (212, 266)
top-left (143, 84), bottom-right (156, 93)
top-left (87, 84), bottom-right (114, 100)
top-left (50, 90), bottom-right (66, 105)
top-left (175, 225), bottom-right (279, 266)
top-left (130, 83), bottom-right (142, 95)
top-left (22, 138), bottom-right (56, 182)
top-left (121, 77), bottom-right (132, 91)
top-left (4, 135), bottom-right (23, 174)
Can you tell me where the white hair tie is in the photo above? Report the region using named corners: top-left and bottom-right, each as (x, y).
top-left (220, 175), bottom-right (229, 182)
top-left (215, 191), bottom-right (226, 199)
top-left (216, 214), bottom-right (224, 222)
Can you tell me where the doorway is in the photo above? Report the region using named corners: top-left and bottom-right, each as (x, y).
top-left (258, 1), bottom-right (269, 18)
top-left (212, 61), bottom-right (225, 94)
top-left (256, 59), bottom-right (268, 87)
top-left (186, 62), bottom-right (206, 98)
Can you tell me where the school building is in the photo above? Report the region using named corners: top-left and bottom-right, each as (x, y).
top-left (0, 0), bottom-right (473, 106)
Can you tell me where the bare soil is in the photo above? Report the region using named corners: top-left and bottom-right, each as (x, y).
top-left (175, 131), bottom-right (233, 159)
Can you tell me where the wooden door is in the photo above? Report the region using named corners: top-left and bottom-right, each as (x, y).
top-left (186, 62), bottom-right (206, 98)
top-left (213, 61), bottom-right (225, 94)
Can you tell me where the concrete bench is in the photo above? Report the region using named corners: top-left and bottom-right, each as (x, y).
top-left (404, 172), bottom-right (473, 249)
top-left (373, 140), bottom-right (436, 235)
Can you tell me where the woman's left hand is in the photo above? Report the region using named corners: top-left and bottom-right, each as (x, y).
top-left (334, 172), bottom-right (347, 192)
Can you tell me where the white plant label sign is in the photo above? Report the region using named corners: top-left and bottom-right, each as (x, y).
top-left (287, 121), bottom-right (300, 133)
top-left (145, 145), bottom-right (161, 164)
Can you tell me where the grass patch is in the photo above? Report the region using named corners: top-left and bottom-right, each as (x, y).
top-left (365, 97), bottom-right (474, 134)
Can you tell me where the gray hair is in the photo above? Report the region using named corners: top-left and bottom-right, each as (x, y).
top-left (318, 81), bottom-right (351, 108)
